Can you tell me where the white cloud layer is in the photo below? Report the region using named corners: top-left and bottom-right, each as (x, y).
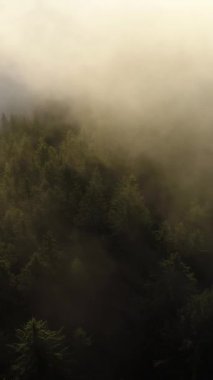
top-left (0, 0), bottom-right (213, 121)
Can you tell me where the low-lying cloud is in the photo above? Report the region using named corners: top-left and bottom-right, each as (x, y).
top-left (0, 0), bottom-right (213, 128)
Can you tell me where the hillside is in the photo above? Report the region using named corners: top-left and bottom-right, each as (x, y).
top-left (0, 108), bottom-right (213, 379)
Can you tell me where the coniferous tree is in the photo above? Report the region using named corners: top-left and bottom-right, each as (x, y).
top-left (11, 319), bottom-right (70, 380)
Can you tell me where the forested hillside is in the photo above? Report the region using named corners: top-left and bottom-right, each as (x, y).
top-left (0, 107), bottom-right (213, 379)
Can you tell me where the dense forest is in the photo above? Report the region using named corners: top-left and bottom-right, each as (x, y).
top-left (0, 105), bottom-right (213, 379)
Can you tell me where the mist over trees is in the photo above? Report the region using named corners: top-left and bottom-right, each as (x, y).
top-left (0, 0), bottom-right (213, 378)
top-left (0, 105), bottom-right (212, 379)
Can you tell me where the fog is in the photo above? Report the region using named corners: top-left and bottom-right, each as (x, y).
top-left (1, 4), bottom-right (213, 378)
top-left (1, 0), bottom-right (213, 129)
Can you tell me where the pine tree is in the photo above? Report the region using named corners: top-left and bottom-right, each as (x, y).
top-left (11, 318), bottom-right (70, 380)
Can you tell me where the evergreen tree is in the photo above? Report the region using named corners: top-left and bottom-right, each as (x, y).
top-left (11, 319), bottom-right (70, 380)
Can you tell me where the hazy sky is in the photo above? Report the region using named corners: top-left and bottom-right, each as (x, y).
top-left (0, 0), bottom-right (213, 119)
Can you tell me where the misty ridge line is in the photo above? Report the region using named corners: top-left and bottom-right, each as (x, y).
top-left (0, 0), bottom-right (213, 177)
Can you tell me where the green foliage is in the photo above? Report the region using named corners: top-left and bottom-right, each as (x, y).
top-left (151, 253), bottom-right (197, 318)
top-left (0, 109), bottom-right (212, 379)
top-left (11, 319), bottom-right (68, 380)
top-left (76, 168), bottom-right (107, 230)
top-left (108, 175), bottom-right (151, 238)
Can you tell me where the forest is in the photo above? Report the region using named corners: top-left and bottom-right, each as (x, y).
top-left (0, 103), bottom-right (212, 379)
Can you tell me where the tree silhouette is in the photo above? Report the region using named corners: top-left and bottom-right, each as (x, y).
top-left (11, 318), bottom-right (69, 380)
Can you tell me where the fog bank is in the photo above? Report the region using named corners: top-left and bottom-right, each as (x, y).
top-left (0, 0), bottom-right (213, 131)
